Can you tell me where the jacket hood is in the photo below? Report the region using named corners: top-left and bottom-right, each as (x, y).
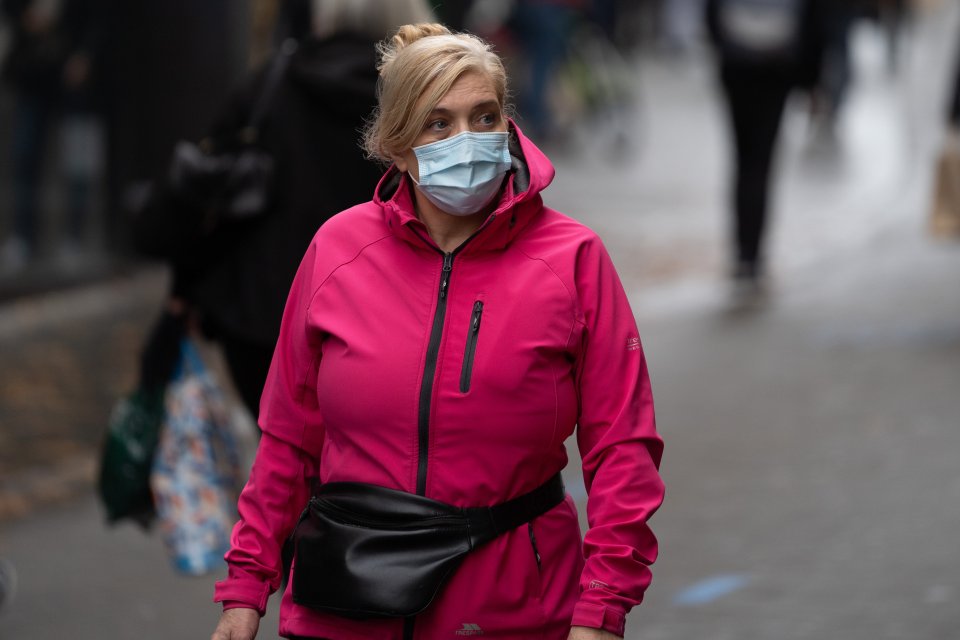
top-left (287, 32), bottom-right (379, 118)
top-left (373, 121), bottom-right (556, 251)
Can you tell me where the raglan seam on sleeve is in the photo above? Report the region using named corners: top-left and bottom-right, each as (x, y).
top-left (303, 231), bottom-right (395, 319)
top-left (515, 246), bottom-right (581, 323)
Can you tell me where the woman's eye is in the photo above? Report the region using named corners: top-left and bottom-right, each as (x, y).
top-left (427, 120), bottom-right (448, 132)
top-left (478, 113), bottom-right (497, 126)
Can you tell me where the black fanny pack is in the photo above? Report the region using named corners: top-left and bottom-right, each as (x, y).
top-left (290, 473), bottom-right (565, 619)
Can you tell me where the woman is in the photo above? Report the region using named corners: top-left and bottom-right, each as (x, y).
top-left (212, 23), bottom-right (663, 640)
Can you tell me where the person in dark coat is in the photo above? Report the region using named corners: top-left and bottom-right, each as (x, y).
top-left (705, 0), bottom-right (825, 295)
top-left (134, 0), bottom-right (434, 417)
top-left (949, 34), bottom-right (960, 129)
top-left (1, 0), bottom-right (106, 270)
top-left (508, 0), bottom-right (586, 142)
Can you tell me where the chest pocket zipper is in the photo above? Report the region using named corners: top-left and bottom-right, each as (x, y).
top-left (460, 301), bottom-right (484, 393)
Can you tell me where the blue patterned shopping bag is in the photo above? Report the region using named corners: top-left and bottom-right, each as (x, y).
top-left (150, 339), bottom-right (244, 575)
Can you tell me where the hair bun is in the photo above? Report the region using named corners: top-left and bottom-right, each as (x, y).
top-left (378, 22), bottom-right (452, 73)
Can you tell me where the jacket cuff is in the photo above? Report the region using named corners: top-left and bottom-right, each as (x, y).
top-left (222, 601), bottom-right (262, 614)
top-left (213, 578), bottom-right (272, 616)
top-left (571, 601), bottom-right (626, 637)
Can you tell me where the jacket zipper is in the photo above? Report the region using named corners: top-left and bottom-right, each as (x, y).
top-left (459, 301), bottom-right (484, 393)
top-left (408, 251), bottom-right (453, 640)
top-left (416, 251), bottom-right (454, 496)
top-left (408, 225), bottom-right (487, 640)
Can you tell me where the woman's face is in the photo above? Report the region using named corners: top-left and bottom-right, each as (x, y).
top-left (394, 70), bottom-right (507, 181)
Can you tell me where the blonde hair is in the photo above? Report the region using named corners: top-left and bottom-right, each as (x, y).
top-left (363, 23), bottom-right (509, 163)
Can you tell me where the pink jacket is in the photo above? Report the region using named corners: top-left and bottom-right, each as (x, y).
top-left (214, 126), bottom-right (664, 639)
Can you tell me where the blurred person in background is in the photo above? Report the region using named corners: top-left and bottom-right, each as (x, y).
top-left (877, 0), bottom-right (908, 73)
top-left (0, 557), bottom-right (15, 614)
top-left (431, 0), bottom-right (476, 31)
top-left (661, 0), bottom-right (706, 54)
top-left (0, 0), bottom-right (105, 273)
top-left (133, 0), bottom-right (433, 418)
top-left (950, 31), bottom-right (960, 130)
top-left (636, 0), bottom-right (665, 47)
top-left (585, 0), bottom-right (644, 52)
top-left (507, 0), bottom-right (586, 143)
top-left (808, 0), bottom-right (857, 144)
top-left (705, 0), bottom-right (825, 299)
top-left (926, 25), bottom-right (960, 238)
top-left (56, 0), bottom-right (105, 267)
top-left (211, 21), bottom-right (662, 640)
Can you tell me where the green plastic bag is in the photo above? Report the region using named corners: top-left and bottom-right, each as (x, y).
top-left (98, 308), bottom-right (186, 526)
top-left (97, 387), bottom-right (166, 526)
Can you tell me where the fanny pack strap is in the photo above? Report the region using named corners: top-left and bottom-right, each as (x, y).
top-left (462, 473), bottom-right (565, 548)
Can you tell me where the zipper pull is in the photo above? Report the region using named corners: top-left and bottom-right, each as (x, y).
top-left (471, 301), bottom-right (483, 332)
top-left (440, 253), bottom-right (453, 299)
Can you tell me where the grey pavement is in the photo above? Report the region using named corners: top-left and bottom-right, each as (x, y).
top-left (2, 5), bottom-right (960, 639)
top-left (0, 269), bottom-right (170, 520)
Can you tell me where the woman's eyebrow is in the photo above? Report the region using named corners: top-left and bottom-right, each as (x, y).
top-left (471, 100), bottom-right (501, 112)
top-left (429, 100), bottom-right (500, 116)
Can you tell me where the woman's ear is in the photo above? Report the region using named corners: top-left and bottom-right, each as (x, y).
top-left (393, 154), bottom-right (409, 173)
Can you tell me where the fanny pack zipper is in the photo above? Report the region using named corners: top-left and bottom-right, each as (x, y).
top-left (311, 497), bottom-right (466, 529)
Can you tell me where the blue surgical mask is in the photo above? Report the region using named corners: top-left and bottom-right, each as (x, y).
top-left (410, 131), bottom-right (512, 216)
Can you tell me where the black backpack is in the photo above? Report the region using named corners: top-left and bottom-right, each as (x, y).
top-left (716, 0), bottom-right (806, 64)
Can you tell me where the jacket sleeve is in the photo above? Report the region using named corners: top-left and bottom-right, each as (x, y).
top-left (213, 239), bottom-right (326, 614)
top-left (570, 236), bottom-right (664, 637)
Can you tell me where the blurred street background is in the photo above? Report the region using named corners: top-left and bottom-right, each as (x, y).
top-left (2, 0), bottom-right (960, 638)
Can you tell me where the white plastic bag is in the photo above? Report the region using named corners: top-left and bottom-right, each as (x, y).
top-left (150, 339), bottom-right (244, 575)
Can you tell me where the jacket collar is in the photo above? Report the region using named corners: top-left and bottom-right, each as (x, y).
top-left (373, 121), bottom-right (555, 254)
